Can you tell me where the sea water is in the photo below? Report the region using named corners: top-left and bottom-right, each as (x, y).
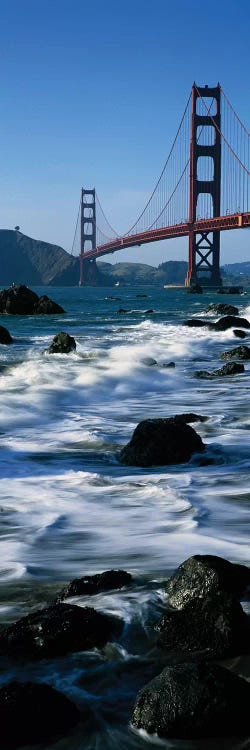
top-left (0, 285), bottom-right (249, 750)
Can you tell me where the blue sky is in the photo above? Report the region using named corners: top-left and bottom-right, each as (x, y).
top-left (0, 0), bottom-right (249, 266)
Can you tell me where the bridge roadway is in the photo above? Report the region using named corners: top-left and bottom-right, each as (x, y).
top-left (81, 211), bottom-right (250, 262)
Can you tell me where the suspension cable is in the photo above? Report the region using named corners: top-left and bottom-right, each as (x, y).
top-left (70, 199), bottom-right (81, 255)
top-left (221, 87), bottom-right (250, 138)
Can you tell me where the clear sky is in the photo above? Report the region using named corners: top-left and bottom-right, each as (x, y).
top-left (0, 0), bottom-right (249, 266)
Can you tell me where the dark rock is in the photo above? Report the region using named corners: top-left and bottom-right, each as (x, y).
top-left (165, 554), bottom-right (250, 609)
top-left (187, 284), bottom-right (203, 294)
top-left (0, 680), bottom-right (81, 748)
top-left (183, 318), bottom-right (208, 327)
top-left (34, 295), bottom-right (64, 314)
top-left (210, 315), bottom-right (250, 331)
top-left (213, 362), bottom-right (245, 376)
top-left (136, 294), bottom-right (148, 298)
top-left (0, 285), bottom-right (64, 315)
top-left (144, 309), bottom-right (154, 314)
top-left (132, 661), bottom-right (250, 738)
top-left (234, 328), bottom-right (247, 338)
top-left (0, 324), bottom-right (13, 344)
top-left (56, 569), bottom-right (132, 602)
top-left (195, 370), bottom-right (215, 379)
top-left (118, 308), bottom-right (130, 314)
top-left (162, 361), bottom-right (175, 368)
top-left (173, 412), bottom-right (207, 424)
top-left (155, 591), bottom-right (249, 658)
top-left (119, 418), bottom-right (204, 467)
top-left (206, 303), bottom-right (239, 315)
top-left (220, 345), bottom-right (250, 361)
top-left (48, 332), bottom-right (76, 354)
top-left (0, 603), bottom-right (122, 659)
top-left (141, 357), bottom-right (157, 366)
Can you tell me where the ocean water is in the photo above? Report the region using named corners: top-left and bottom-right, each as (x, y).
top-left (0, 285), bottom-right (249, 750)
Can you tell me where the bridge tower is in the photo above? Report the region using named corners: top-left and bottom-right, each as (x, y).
top-left (79, 188), bottom-right (96, 286)
top-left (185, 84), bottom-right (222, 287)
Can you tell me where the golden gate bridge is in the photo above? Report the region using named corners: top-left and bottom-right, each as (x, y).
top-left (71, 84), bottom-right (250, 287)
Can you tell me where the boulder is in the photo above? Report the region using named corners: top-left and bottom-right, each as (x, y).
top-left (56, 569), bottom-right (132, 602)
top-left (196, 362), bottom-right (244, 378)
top-left (0, 603), bottom-right (122, 659)
top-left (165, 554), bottom-right (250, 609)
top-left (155, 591), bottom-right (249, 658)
top-left (48, 332), bottom-right (76, 354)
top-left (132, 661), bottom-right (250, 738)
top-left (34, 295), bottom-right (64, 314)
top-left (118, 308), bottom-right (130, 314)
top-left (220, 345), bottom-right (250, 361)
top-left (210, 315), bottom-right (250, 331)
top-left (172, 412), bottom-right (207, 424)
top-left (119, 418), bottom-right (204, 467)
top-left (0, 285), bottom-right (64, 315)
top-left (206, 303), bottom-right (239, 315)
top-left (183, 319), bottom-right (208, 327)
top-left (0, 680), bottom-right (80, 748)
top-left (217, 286), bottom-right (243, 294)
top-left (162, 361), bottom-right (175, 368)
top-left (0, 324), bottom-right (13, 344)
top-left (234, 329), bottom-right (247, 339)
top-left (141, 357), bottom-right (157, 366)
top-left (187, 284), bottom-right (203, 293)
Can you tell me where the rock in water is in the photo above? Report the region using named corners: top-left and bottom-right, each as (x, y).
top-left (119, 418), bottom-right (204, 467)
top-left (213, 362), bottom-right (245, 376)
top-left (132, 661), bottom-right (250, 738)
top-left (155, 591), bottom-right (249, 658)
top-left (220, 345), bottom-right (250, 361)
top-left (183, 318), bottom-right (208, 327)
top-left (0, 324), bottom-right (13, 344)
top-left (210, 315), bottom-right (250, 331)
top-left (206, 303), bottom-right (239, 315)
top-left (0, 285), bottom-right (64, 315)
top-left (49, 332), bottom-right (76, 353)
top-left (0, 681), bottom-right (80, 748)
top-left (0, 603), bottom-right (122, 659)
top-left (234, 329), bottom-right (247, 339)
top-left (56, 569), bottom-right (132, 602)
top-left (165, 554), bottom-right (250, 608)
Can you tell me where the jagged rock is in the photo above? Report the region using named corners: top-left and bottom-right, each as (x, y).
top-left (132, 661), bottom-right (250, 738)
top-left (162, 361), bottom-right (175, 368)
top-left (173, 413), bottom-right (207, 424)
top-left (0, 285), bottom-right (64, 315)
top-left (56, 569), bottom-right (132, 602)
top-left (165, 554), bottom-right (250, 609)
top-left (206, 303), bottom-right (239, 315)
top-left (196, 362), bottom-right (244, 378)
top-left (220, 345), bottom-right (250, 361)
top-left (141, 357), bottom-right (157, 366)
top-left (234, 329), bottom-right (247, 338)
top-left (155, 591), bottom-right (249, 658)
top-left (119, 418), bottom-right (204, 467)
top-left (48, 332), bottom-right (76, 354)
top-left (0, 681), bottom-right (81, 748)
top-left (34, 295), bottom-right (64, 314)
top-left (183, 319), bottom-right (208, 327)
top-left (210, 315), bottom-right (250, 331)
top-left (213, 362), bottom-right (245, 376)
top-left (0, 324), bottom-right (13, 344)
top-left (0, 603), bottom-right (122, 659)
top-left (187, 284), bottom-right (203, 293)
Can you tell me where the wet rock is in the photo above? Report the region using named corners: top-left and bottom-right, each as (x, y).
top-left (0, 603), bottom-right (122, 659)
top-left (118, 308), bottom-right (130, 314)
top-left (0, 680), bottom-right (81, 748)
top-left (206, 303), bottom-right (239, 315)
top-left (218, 286), bottom-right (243, 294)
top-left (173, 412), bottom-right (207, 424)
top-left (165, 554), bottom-right (250, 609)
top-left (0, 324), bottom-right (13, 344)
top-left (155, 591), bottom-right (249, 658)
top-left (144, 309), bottom-right (154, 314)
top-left (234, 328), bottom-right (247, 338)
top-left (210, 315), bottom-right (250, 331)
top-left (187, 284), bottom-right (203, 293)
top-left (132, 661), bottom-right (250, 738)
top-left (48, 332), bottom-right (76, 354)
top-left (56, 569), bottom-right (132, 602)
top-left (34, 295), bottom-right (65, 314)
top-left (162, 361), bottom-right (175, 368)
top-left (195, 370), bottom-right (216, 379)
top-left (141, 357), bottom-right (157, 366)
top-left (119, 418), bottom-right (204, 467)
top-left (0, 285), bottom-right (64, 315)
top-left (183, 318), bottom-right (208, 327)
top-left (213, 362), bottom-right (245, 376)
top-left (220, 345), bottom-right (250, 361)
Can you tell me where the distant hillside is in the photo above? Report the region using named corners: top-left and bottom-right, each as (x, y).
top-left (0, 229), bottom-right (248, 286)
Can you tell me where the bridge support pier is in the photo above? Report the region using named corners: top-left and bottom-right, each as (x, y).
top-left (79, 188), bottom-right (96, 286)
top-left (185, 84), bottom-right (222, 288)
